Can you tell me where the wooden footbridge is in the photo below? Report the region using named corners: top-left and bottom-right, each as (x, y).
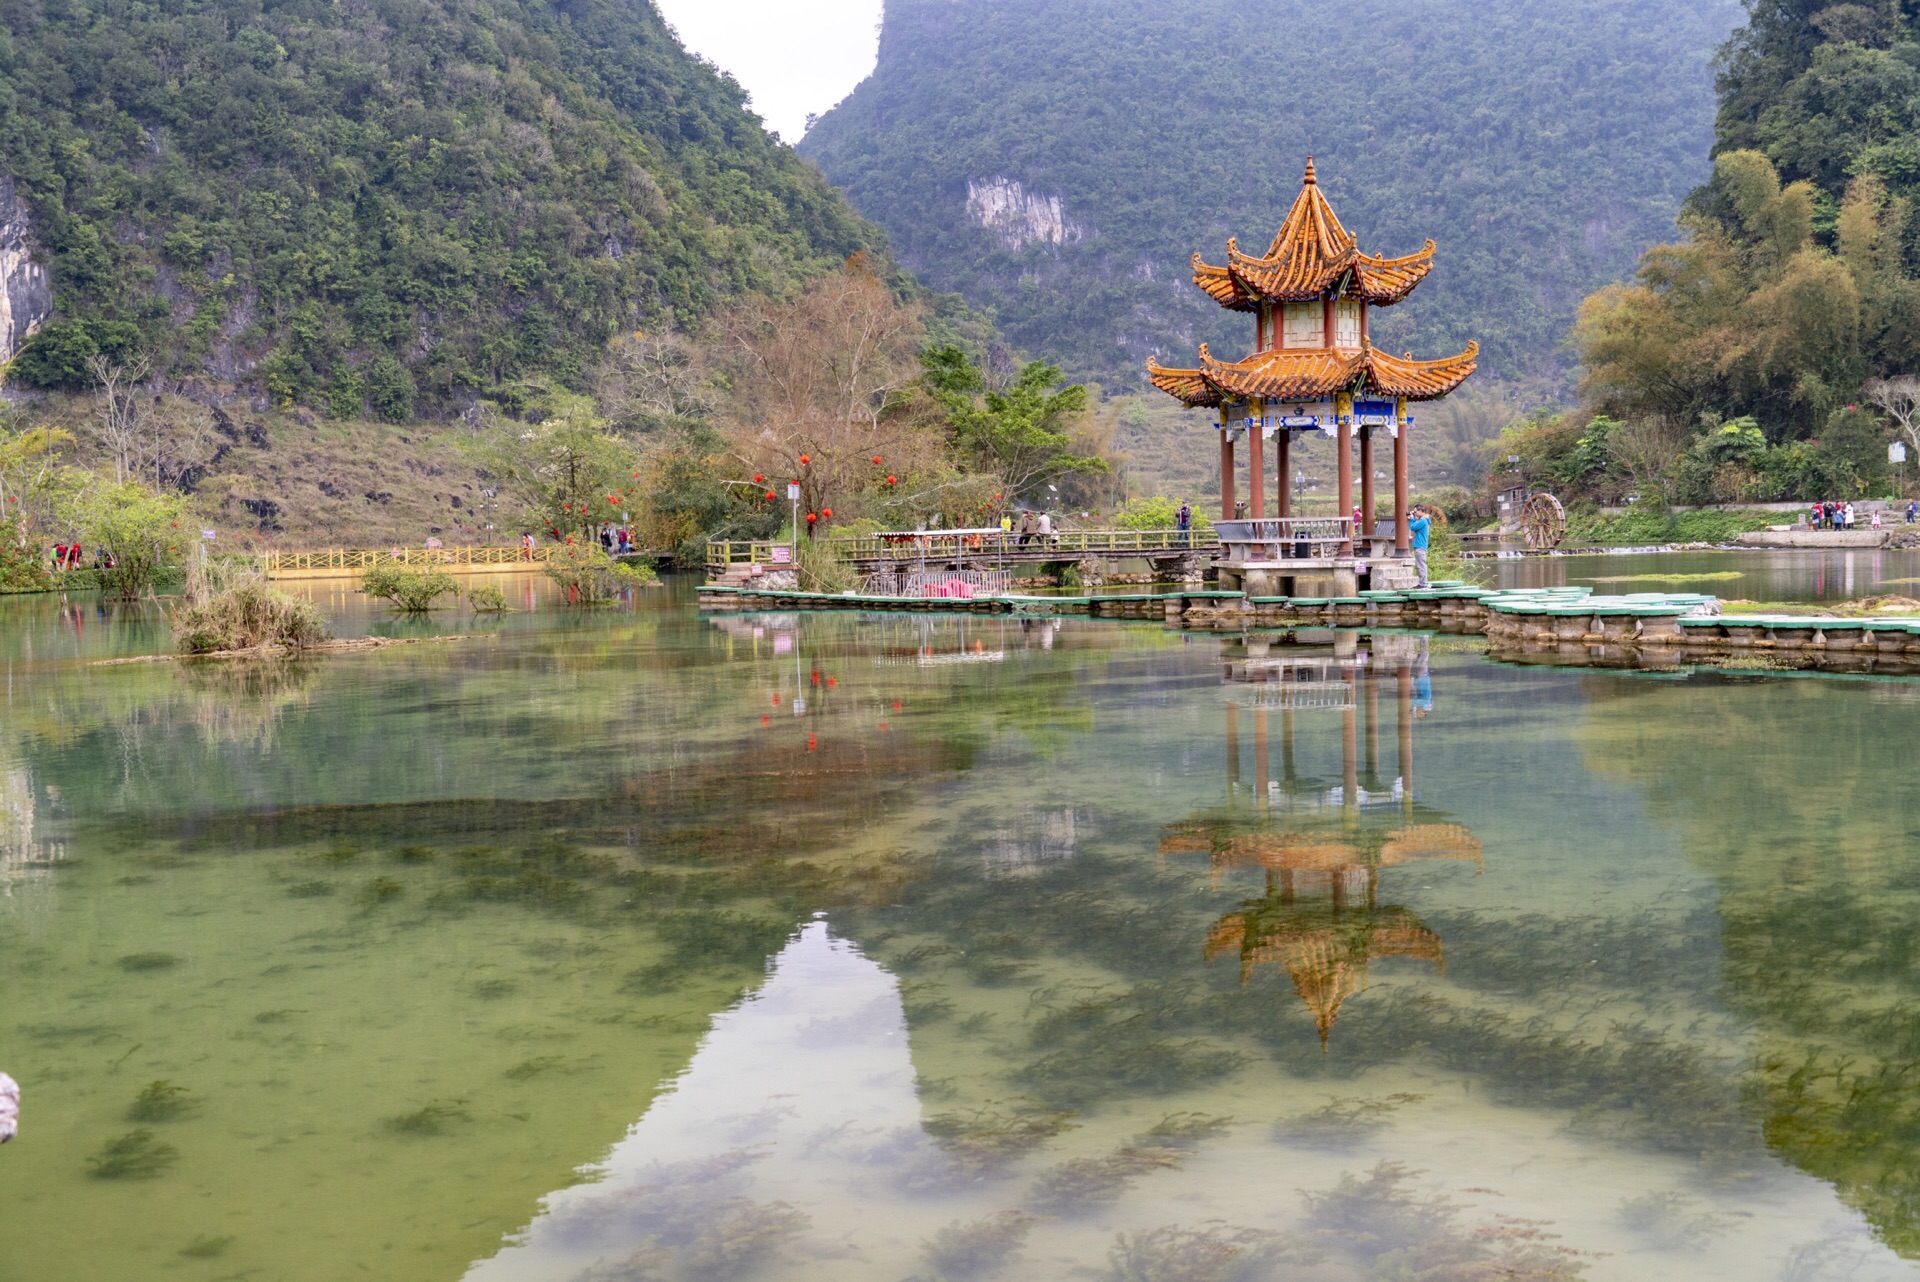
top-left (706, 528), bottom-right (1220, 578)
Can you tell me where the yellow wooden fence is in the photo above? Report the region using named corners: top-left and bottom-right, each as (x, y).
top-left (258, 546), bottom-right (555, 576)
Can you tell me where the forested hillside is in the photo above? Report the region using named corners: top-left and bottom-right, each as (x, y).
top-left (0, 0), bottom-right (883, 412)
top-left (801, 0), bottom-right (1741, 391)
top-left (1522, 2), bottom-right (1920, 508)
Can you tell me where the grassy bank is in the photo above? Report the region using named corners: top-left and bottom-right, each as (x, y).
top-left (1565, 507), bottom-right (1779, 545)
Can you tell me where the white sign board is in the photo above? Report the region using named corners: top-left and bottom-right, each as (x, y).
top-left (1892, 441), bottom-right (1909, 464)
top-left (787, 483), bottom-right (801, 501)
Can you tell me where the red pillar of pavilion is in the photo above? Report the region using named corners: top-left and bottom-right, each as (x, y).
top-left (1336, 408), bottom-right (1354, 557)
top-left (1247, 402), bottom-right (1266, 519)
top-left (1394, 400), bottom-right (1410, 555)
top-left (1275, 428), bottom-right (1291, 519)
top-left (1219, 406), bottom-right (1236, 522)
top-left (1359, 427), bottom-right (1375, 552)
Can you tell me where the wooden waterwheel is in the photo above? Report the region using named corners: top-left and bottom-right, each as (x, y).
top-left (1520, 492), bottom-right (1567, 550)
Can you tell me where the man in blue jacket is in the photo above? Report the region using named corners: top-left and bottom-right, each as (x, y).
top-left (1408, 506), bottom-right (1432, 588)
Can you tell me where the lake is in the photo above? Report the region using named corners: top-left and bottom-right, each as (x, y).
top-left (1492, 545), bottom-right (1920, 603)
top-left (2, 574), bottom-right (1918, 1281)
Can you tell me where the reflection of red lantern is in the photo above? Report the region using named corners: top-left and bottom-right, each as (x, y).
top-left (806, 733), bottom-right (817, 752)
top-left (892, 700), bottom-right (902, 711)
top-left (753, 474), bottom-right (764, 484)
top-left (826, 676), bottom-right (837, 689)
top-left (761, 714), bottom-right (770, 727)
top-left (799, 454), bottom-right (811, 466)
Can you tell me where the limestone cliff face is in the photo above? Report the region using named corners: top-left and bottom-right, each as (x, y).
top-left (0, 179), bottom-right (50, 365)
top-left (965, 177), bottom-right (1086, 250)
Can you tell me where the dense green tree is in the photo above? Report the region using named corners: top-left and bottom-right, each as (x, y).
top-left (923, 345), bottom-right (1102, 500)
top-left (0, 0), bottom-right (885, 406)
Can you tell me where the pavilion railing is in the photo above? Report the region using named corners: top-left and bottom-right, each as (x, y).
top-left (707, 528), bottom-right (1219, 573)
top-left (1213, 518), bottom-right (1353, 561)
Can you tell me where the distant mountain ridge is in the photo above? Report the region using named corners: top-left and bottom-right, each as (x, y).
top-left (802, 0), bottom-right (1743, 392)
top-left (0, 0), bottom-right (884, 411)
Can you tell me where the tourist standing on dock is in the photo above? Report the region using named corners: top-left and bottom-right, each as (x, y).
top-left (1408, 506), bottom-right (1432, 589)
top-left (1846, 502), bottom-right (1857, 529)
top-left (1176, 502), bottom-right (1192, 548)
top-left (1908, 500), bottom-right (1917, 524)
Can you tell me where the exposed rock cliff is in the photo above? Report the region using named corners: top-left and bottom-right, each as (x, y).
top-left (965, 178), bottom-right (1086, 249)
top-left (0, 179), bottom-right (49, 366)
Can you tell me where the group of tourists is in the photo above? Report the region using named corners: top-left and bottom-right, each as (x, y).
top-left (47, 543), bottom-right (113, 572)
top-left (597, 522), bottom-right (634, 555)
top-left (1000, 510), bottom-right (1055, 547)
top-left (1811, 501), bottom-right (1865, 529)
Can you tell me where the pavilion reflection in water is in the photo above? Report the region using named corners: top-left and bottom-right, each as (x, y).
top-left (1164, 632), bottom-right (1479, 1046)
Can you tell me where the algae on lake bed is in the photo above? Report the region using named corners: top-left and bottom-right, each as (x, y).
top-left (4, 585), bottom-right (1920, 1280)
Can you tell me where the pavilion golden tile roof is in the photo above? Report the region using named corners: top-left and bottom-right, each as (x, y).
top-left (1189, 159), bottom-right (1436, 310)
top-left (1146, 341), bottom-right (1479, 408)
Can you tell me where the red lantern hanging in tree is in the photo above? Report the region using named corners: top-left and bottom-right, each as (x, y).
top-left (806, 512), bottom-right (817, 524)
top-left (886, 475), bottom-right (897, 486)
top-left (753, 474), bottom-right (765, 484)
top-left (821, 507), bottom-right (832, 519)
top-left (799, 454), bottom-right (811, 466)
top-left (871, 455), bottom-right (883, 465)
top-left (764, 490), bottom-right (777, 501)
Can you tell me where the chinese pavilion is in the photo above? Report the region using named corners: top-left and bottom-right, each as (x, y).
top-left (1147, 159), bottom-right (1476, 590)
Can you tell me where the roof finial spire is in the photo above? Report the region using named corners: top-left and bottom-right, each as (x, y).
top-left (1304, 155), bottom-right (1317, 186)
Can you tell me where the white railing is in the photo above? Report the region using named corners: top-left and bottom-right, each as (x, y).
top-left (860, 568), bottom-right (1014, 599)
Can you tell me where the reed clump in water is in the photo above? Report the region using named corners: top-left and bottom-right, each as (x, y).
top-left (87, 1129), bottom-right (180, 1179)
top-left (126, 1080), bottom-right (198, 1123)
top-left (922, 1210), bottom-right (1039, 1280)
top-left (1028, 1144), bottom-right (1186, 1215)
top-left (173, 578), bottom-right (329, 654)
top-left (1273, 1094), bottom-right (1427, 1150)
top-left (923, 1106), bottom-right (1080, 1176)
top-left (384, 1100), bottom-right (470, 1136)
top-left (1104, 1221), bottom-right (1295, 1282)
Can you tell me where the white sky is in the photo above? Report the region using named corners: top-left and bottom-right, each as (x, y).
top-left (653, 0), bottom-right (885, 143)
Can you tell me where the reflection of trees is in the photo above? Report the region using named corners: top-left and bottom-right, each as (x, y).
top-left (1576, 676), bottom-right (1920, 1254)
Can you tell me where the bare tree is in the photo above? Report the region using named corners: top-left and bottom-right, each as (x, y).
top-left (85, 353), bottom-right (153, 484)
top-left (718, 259), bottom-right (942, 529)
top-left (1865, 375), bottom-right (1920, 455)
top-left (595, 330), bottom-right (716, 426)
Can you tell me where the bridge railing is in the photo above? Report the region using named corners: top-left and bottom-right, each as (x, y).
top-left (707, 528), bottom-right (1219, 571)
top-left (259, 546), bottom-right (556, 574)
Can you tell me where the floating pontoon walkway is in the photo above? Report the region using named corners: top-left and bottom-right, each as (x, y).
top-left (700, 583), bottom-right (1920, 673)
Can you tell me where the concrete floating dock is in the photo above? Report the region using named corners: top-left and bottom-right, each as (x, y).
top-left (698, 583), bottom-right (1920, 673)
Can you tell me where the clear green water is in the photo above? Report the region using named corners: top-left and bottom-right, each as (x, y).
top-left (1494, 546), bottom-right (1920, 602)
top-left (3, 577), bottom-right (1920, 1281)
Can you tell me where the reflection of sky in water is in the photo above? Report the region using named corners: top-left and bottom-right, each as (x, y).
top-left (466, 922), bottom-right (1917, 1282)
top-left (468, 922), bottom-right (930, 1281)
